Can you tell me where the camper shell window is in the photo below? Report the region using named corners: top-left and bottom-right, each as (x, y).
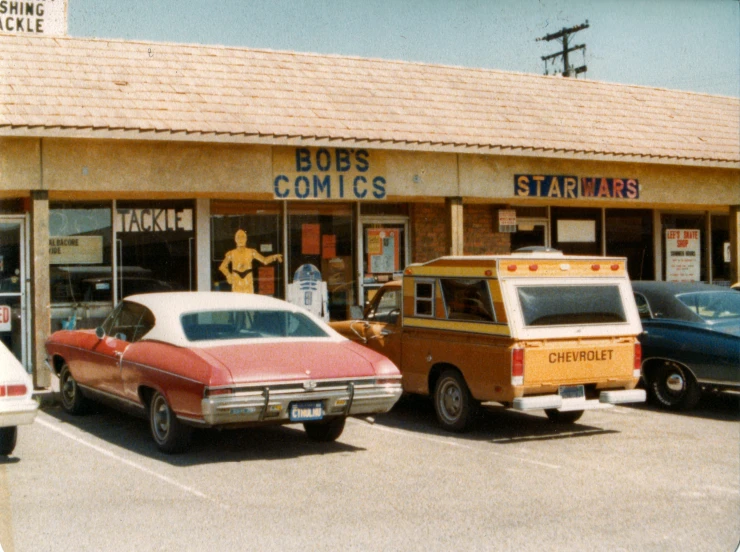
top-left (517, 285), bottom-right (627, 327)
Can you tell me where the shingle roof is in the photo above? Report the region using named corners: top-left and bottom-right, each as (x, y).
top-left (1, 34), bottom-right (738, 167)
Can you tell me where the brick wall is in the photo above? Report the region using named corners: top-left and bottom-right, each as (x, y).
top-left (463, 205), bottom-right (510, 255)
top-left (410, 203), bottom-right (511, 262)
top-left (410, 203), bottom-right (447, 262)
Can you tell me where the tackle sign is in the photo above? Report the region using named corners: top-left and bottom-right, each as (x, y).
top-left (0, 0), bottom-right (67, 35)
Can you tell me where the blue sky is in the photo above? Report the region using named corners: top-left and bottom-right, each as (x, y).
top-left (68, 0), bottom-right (740, 97)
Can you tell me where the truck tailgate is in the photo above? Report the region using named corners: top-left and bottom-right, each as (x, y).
top-left (522, 337), bottom-right (635, 385)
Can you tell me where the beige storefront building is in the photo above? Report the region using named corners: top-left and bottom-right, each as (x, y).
top-left (1, 34), bottom-right (738, 387)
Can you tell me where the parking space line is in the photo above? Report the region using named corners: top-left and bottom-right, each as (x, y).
top-left (36, 416), bottom-right (227, 508)
top-left (359, 421), bottom-right (560, 469)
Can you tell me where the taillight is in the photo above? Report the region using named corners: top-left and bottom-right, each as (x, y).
top-left (511, 347), bottom-right (524, 386)
top-left (0, 384), bottom-right (27, 397)
top-left (633, 342), bottom-right (642, 378)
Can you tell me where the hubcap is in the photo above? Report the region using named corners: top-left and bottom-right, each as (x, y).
top-left (152, 397), bottom-right (170, 440)
top-left (439, 379), bottom-right (462, 421)
top-left (62, 372), bottom-right (76, 405)
top-left (666, 373), bottom-right (685, 393)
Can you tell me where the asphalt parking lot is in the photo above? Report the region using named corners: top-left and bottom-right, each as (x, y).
top-left (1, 392), bottom-right (738, 552)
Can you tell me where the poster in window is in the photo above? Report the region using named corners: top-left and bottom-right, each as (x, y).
top-left (666, 229), bottom-right (700, 282)
top-left (322, 234), bottom-right (337, 259)
top-left (367, 228), bottom-right (400, 273)
top-left (301, 223), bottom-right (321, 255)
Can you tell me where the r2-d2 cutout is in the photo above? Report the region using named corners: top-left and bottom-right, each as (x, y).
top-left (288, 264), bottom-right (329, 322)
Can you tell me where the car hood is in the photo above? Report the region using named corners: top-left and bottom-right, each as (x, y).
top-left (194, 339), bottom-right (380, 384)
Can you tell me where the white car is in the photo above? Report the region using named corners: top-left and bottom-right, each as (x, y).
top-left (0, 342), bottom-right (38, 456)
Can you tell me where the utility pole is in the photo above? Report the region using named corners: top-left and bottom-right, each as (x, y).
top-left (536, 20), bottom-right (589, 77)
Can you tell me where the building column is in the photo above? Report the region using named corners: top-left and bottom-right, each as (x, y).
top-left (446, 196), bottom-right (464, 256)
top-left (730, 205), bottom-right (740, 285)
top-left (195, 198), bottom-right (211, 291)
top-left (31, 190), bottom-right (51, 388)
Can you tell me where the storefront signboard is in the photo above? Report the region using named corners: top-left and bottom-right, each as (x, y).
top-left (515, 175), bottom-right (639, 199)
top-left (0, 305), bottom-right (10, 332)
top-left (49, 236), bottom-right (103, 265)
top-left (0, 0), bottom-right (67, 35)
top-left (115, 208), bottom-right (193, 233)
top-left (273, 147), bottom-right (387, 200)
top-left (666, 229), bottom-right (700, 282)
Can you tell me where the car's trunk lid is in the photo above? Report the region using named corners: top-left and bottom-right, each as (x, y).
top-left (194, 340), bottom-right (375, 384)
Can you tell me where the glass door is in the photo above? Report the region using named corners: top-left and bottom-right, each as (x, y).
top-left (0, 217), bottom-right (28, 370)
top-left (360, 217), bottom-right (409, 306)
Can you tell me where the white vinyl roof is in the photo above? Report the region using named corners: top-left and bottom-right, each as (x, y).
top-left (129, 291), bottom-right (342, 348)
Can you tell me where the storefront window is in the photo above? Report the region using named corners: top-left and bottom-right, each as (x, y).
top-left (661, 213), bottom-right (707, 282)
top-left (210, 202), bottom-right (283, 297)
top-left (49, 202), bottom-right (112, 331)
top-left (288, 204), bottom-right (354, 321)
top-left (606, 209), bottom-right (654, 281)
top-left (711, 214), bottom-right (731, 285)
top-left (115, 200), bottom-right (195, 298)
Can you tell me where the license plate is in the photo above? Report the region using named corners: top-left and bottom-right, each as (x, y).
top-left (289, 401), bottom-right (323, 422)
top-left (558, 385), bottom-right (585, 400)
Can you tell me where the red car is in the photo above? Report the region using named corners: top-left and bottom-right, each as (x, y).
top-left (45, 292), bottom-right (402, 453)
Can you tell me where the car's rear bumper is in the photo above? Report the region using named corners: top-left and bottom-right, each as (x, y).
top-left (513, 389), bottom-right (646, 412)
top-left (199, 378), bottom-right (403, 426)
top-left (0, 397), bottom-right (39, 427)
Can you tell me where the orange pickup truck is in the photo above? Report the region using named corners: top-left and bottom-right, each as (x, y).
top-left (331, 252), bottom-right (646, 431)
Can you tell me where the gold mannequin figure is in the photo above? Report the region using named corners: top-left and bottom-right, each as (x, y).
top-left (219, 230), bottom-right (282, 293)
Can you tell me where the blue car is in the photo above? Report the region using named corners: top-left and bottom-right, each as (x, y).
top-left (632, 282), bottom-right (740, 410)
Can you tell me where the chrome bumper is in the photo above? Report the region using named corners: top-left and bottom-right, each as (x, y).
top-left (200, 378), bottom-right (403, 426)
top-left (0, 398), bottom-right (39, 428)
top-left (513, 389), bottom-right (646, 412)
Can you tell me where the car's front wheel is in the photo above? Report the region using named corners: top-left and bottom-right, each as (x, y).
top-left (0, 426), bottom-right (18, 456)
top-left (149, 391), bottom-right (192, 453)
top-left (59, 362), bottom-right (90, 415)
top-left (303, 417), bottom-right (345, 442)
top-left (433, 369), bottom-right (478, 432)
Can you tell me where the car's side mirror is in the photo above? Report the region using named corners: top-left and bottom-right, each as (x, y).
top-left (350, 305), bottom-right (364, 320)
top-left (95, 327), bottom-right (105, 339)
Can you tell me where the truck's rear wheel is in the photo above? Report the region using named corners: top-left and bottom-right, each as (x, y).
top-left (433, 370), bottom-right (478, 432)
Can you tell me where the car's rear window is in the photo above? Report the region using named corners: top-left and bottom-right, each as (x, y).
top-left (517, 285), bottom-right (627, 326)
top-left (676, 291), bottom-right (740, 321)
top-left (180, 309), bottom-right (329, 341)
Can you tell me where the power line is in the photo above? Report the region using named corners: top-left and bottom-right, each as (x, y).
top-left (536, 20), bottom-right (589, 78)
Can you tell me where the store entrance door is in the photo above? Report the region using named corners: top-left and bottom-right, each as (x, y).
top-left (0, 217), bottom-right (29, 370)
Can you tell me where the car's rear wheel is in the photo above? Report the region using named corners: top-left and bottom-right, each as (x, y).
top-left (433, 369), bottom-right (478, 432)
top-left (59, 362), bottom-right (90, 415)
top-left (149, 391), bottom-right (192, 453)
top-left (545, 409), bottom-right (584, 424)
top-left (648, 361), bottom-right (701, 410)
top-left (303, 417), bottom-right (346, 442)
top-left (0, 426), bottom-right (18, 456)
